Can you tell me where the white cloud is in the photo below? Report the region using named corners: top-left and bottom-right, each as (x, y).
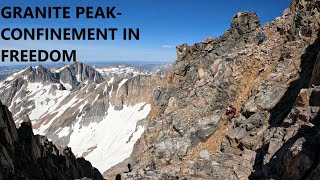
top-left (162, 45), bottom-right (175, 49)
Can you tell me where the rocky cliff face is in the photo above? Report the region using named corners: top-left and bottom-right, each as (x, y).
top-left (59, 62), bottom-right (105, 89)
top-left (107, 0), bottom-right (320, 179)
top-left (0, 101), bottom-right (104, 180)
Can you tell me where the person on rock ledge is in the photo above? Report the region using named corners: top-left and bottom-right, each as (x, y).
top-left (225, 105), bottom-right (237, 125)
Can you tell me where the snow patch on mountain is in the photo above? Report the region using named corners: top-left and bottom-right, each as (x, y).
top-left (5, 67), bottom-right (30, 82)
top-left (96, 66), bottom-right (145, 77)
top-left (51, 65), bottom-right (68, 73)
top-left (58, 127), bottom-right (71, 138)
top-left (68, 102), bottom-right (151, 172)
top-left (107, 77), bottom-right (114, 85)
top-left (117, 79), bottom-right (128, 94)
top-left (26, 83), bottom-right (71, 123)
top-left (60, 80), bottom-right (72, 90)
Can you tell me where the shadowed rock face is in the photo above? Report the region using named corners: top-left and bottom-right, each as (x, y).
top-left (105, 0), bottom-right (320, 179)
top-left (310, 50), bottom-right (320, 86)
top-left (0, 102), bottom-right (104, 180)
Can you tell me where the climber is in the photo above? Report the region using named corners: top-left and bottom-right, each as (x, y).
top-left (128, 163), bottom-right (132, 173)
top-left (257, 32), bottom-right (266, 45)
top-left (225, 105), bottom-right (236, 125)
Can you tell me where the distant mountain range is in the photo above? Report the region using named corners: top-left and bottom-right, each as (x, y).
top-left (0, 61), bottom-right (171, 80)
top-left (0, 61), bottom-right (168, 175)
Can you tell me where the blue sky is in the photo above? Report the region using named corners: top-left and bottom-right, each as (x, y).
top-left (1, 0), bottom-right (291, 64)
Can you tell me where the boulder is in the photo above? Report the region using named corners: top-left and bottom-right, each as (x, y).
top-left (296, 89), bottom-right (310, 107)
top-left (231, 12), bottom-right (261, 35)
top-left (267, 138), bottom-right (283, 155)
top-left (199, 150), bottom-right (210, 160)
top-left (173, 61), bottom-right (190, 76)
top-left (198, 68), bottom-right (205, 78)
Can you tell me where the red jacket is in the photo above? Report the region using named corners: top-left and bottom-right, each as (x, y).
top-left (226, 108), bottom-right (236, 118)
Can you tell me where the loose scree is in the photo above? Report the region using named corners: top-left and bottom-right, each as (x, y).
top-left (0, 6), bottom-right (140, 63)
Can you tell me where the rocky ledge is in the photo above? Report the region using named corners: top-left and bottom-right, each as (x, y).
top-left (0, 101), bottom-right (104, 180)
